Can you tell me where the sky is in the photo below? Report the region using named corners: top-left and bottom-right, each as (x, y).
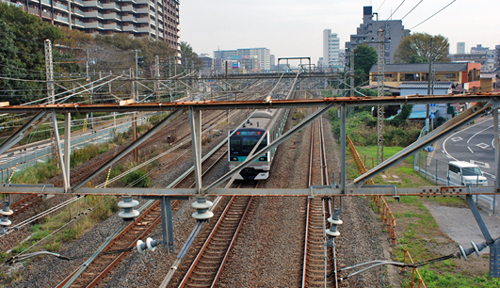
top-left (179, 0), bottom-right (499, 63)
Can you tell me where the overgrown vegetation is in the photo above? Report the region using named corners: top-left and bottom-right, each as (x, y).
top-left (11, 195), bottom-right (118, 255)
top-left (329, 107), bottom-right (421, 147)
top-left (350, 145), bottom-right (499, 287)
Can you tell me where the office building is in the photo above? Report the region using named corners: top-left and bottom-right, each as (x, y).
top-left (457, 42), bottom-right (465, 54)
top-left (345, 6), bottom-right (410, 64)
top-left (214, 48), bottom-right (271, 72)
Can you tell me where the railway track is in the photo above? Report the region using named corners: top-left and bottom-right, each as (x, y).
top-left (7, 109), bottom-right (228, 223)
top-left (302, 116), bottom-right (337, 287)
top-left (178, 182), bottom-right (259, 287)
top-left (55, 140), bottom-right (230, 287)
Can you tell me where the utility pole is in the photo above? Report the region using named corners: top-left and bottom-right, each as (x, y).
top-left (135, 50), bottom-right (140, 101)
top-left (45, 40), bottom-right (54, 105)
top-left (155, 55), bottom-right (160, 102)
top-left (44, 39), bottom-right (57, 163)
top-left (130, 68), bottom-right (139, 162)
top-left (350, 52), bottom-right (355, 97)
top-left (376, 29), bottom-right (385, 165)
top-left (426, 36), bottom-right (434, 134)
top-left (169, 58), bottom-right (172, 102)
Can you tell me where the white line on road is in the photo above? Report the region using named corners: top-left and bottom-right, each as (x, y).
top-left (467, 146), bottom-right (474, 154)
top-left (467, 125), bottom-right (493, 143)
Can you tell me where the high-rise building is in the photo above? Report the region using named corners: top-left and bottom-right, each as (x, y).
top-left (457, 42), bottom-right (466, 54)
top-left (322, 29), bottom-right (341, 68)
top-left (4, 0), bottom-right (180, 51)
top-left (345, 6), bottom-right (410, 64)
top-left (213, 48), bottom-right (271, 72)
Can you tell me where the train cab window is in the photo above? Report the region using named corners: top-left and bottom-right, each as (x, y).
top-left (241, 136), bottom-right (267, 156)
top-left (230, 138), bottom-right (241, 155)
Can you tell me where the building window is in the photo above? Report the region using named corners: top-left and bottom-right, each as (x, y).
top-left (385, 44), bottom-right (390, 50)
top-left (445, 73), bottom-right (455, 79)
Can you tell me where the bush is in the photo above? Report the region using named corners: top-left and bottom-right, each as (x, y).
top-left (329, 108), bottom-right (421, 146)
top-left (122, 170), bottom-right (152, 188)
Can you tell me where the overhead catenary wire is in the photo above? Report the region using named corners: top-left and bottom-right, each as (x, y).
top-left (386, 0), bottom-right (406, 20)
top-left (410, 0), bottom-right (456, 29)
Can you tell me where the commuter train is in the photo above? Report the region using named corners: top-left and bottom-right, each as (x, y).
top-left (228, 108), bottom-right (289, 180)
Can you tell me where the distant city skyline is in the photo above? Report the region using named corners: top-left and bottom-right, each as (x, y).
top-left (180, 0), bottom-right (498, 63)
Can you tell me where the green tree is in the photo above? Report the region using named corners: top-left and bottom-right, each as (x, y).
top-left (180, 41), bottom-right (201, 70)
top-left (394, 33), bottom-right (450, 63)
top-left (0, 21), bottom-right (25, 105)
top-left (353, 44), bottom-right (377, 86)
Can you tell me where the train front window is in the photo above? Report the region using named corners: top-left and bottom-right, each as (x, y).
top-left (241, 136), bottom-right (267, 156)
top-left (230, 138), bottom-right (241, 155)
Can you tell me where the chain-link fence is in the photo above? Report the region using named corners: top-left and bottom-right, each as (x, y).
top-left (414, 151), bottom-right (498, 214)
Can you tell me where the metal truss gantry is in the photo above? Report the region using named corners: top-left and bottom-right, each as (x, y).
top-left (0, 92), bottom-right (499, 198)
top-left (3, 90), bottom-right (500, 276)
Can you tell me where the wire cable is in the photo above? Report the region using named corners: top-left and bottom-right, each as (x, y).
top-left (386, 0), bottom-right (406, 20)
top-left (410, 0), bottom-right (456, 29)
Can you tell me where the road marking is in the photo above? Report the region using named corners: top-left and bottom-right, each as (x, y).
top-left (451, 136), bottom-right (463, 142)
top-left (476, 143), bottom-right (490, 149)
top-left (467, 146), bottom-right (474, 154)
top-left (470, 160), bottom-right (490, 169)
top-left (484, 171), bottom-right (496, 180)
top-left (443, 117), bottom-right (492, 162)
top-left (467, 125), bottom-right (493, 143)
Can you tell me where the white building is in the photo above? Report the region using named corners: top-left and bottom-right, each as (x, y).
top-left (322, 29), bottom-right (341, 68)
top-left (214, 47), bottom-right (271, 72)
top-left (238, 48), bottom-right (270, 71)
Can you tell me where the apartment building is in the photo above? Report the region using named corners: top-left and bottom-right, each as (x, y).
top-left (1, 0), bottom-right (180, 50)
top-left (345, 6), bottom-right (410, 64)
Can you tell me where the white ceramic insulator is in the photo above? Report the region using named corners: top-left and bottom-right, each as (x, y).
top-left (137, 240), bottom-right (146, 254)
top-left (326, 229), bottom-right (340, 237)
top-left (0, 210), bottom-right (13, 216)
top-left (0, 219), bottom-right (12, 226)
top-left (328, 217), bottom-right (343, 225)
top-left (119, 210), bottom-right (140, 219)
top-left (192, 210), bottom-right (214, 220)
top-left (118, 199), bottom-right (139, 208)
top-left (191, 200), bottom-right (213, 209)
top-left (146, 237), bottom-right (156, 252)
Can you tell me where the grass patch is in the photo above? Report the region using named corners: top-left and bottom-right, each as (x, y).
top-left (6, 195), bottom-right (118, 268)
top-left (10, 160), bottom-right (60, 184)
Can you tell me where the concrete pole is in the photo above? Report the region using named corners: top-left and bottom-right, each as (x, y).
top-left (64, 113), bottom-right (71, 187)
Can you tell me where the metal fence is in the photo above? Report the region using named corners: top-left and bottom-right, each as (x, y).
top-left (0, 117), bottom-right (148, 182)
top-left (414, 151), bottom-right (497, 214)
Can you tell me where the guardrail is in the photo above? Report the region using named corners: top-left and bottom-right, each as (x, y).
top-left (403, 250), bottom-right (427, 288)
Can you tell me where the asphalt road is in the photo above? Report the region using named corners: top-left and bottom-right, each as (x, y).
top-left (440, 115), bottom-right (497, 181)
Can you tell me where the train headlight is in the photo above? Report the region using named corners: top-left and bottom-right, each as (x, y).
top-left (230, 157), bottom-right (238, 161)
top-left (259, 156), bottom-right (267, 161)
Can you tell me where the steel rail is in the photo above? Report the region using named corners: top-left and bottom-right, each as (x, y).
top-left (178, 183), bottom-right (257, 287)
top-left (56, 126), bottom-right (232, 287)
top-left (303, 115), bottom-right (335, 287)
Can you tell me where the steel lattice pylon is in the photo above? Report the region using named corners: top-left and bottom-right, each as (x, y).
top-left (376, 29), bottom-right (385, 165)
